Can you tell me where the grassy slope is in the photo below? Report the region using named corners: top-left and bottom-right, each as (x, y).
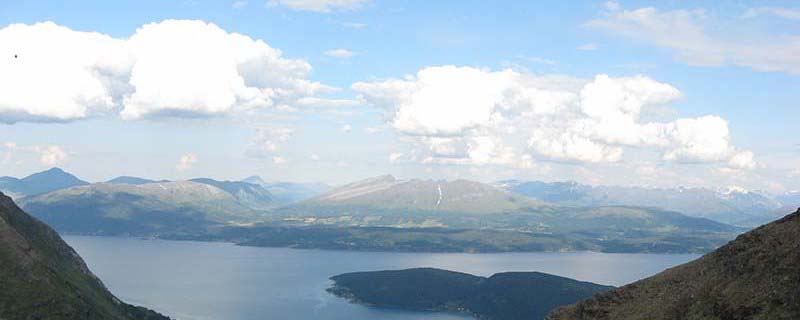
top-left (548, 208), bottom-right (800, 320)
top-left (0, 192), bottom-right (168, 320)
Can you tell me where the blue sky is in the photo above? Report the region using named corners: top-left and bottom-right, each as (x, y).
top-left (0, 0), bottom-right (798, 193)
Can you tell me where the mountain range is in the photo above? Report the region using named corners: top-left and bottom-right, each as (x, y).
top-left (0, 191), bottom-right (168, 319)
top-left (0, 169), bottom-right (755, 253)
top-left (19, 181), bottom-right (264, 234)
top-left (0, 168), bottom-right (88, 199)
top-left (497, 180), bottom-right (792, 226)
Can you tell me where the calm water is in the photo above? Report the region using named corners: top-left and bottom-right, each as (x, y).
top-left (64, 236), bottom-right (699, 320)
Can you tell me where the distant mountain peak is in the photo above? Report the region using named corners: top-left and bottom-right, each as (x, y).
top-left (243, 175), bottom-right (266, 185)
top-left (304, 175), bottom-right (549, 214)
top-left (0, 167), bottom-right (89, 197)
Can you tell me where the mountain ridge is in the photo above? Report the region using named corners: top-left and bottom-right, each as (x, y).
top-left (0, 167), bottom-right (89, 198)
top-left (498, 180), bottom-right (785, 226)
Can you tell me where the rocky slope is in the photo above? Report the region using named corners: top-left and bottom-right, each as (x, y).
top-left (0, 191), bottom-right (169, 320)
top-left (547, 208), bottom-right (800, 320)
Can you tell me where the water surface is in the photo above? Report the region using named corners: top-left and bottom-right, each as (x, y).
top-left (64, 236), bottom-right (699, 320)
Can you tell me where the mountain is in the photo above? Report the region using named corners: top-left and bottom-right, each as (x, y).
top-left (328, 268), bottom-right (613, 320)
top-left (190, 178), bottom-right (274, 210)
top-left (777, 191), bottom-right (800, 207)
top-left (0, 167), bottom-right (88, 198)
top-left (107, 176), bottom-right (168, 185)
top-left (242, 175), bottom-right (329, 204)
top-left (296, 175), bottom-right (552, 215)
top-left (498, 180), bottom-right (782, 225)
top-left (0, 191), bottom-right (168, 320)
top-left (547, 208), bottom-right (800, 320)
top-left (19, 181), bottom-right (260, 235)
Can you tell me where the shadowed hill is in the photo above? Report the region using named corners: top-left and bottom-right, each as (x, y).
top-left (0, 192), bottom-right (169, 320)
top-left (547, 208), bottom-right (800, 320)
top-left (328, 267), bottom-right (613, 320)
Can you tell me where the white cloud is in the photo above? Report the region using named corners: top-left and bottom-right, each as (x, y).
top-left (604, 0), bottom-right (620, 11)
top-left (272, 156), bottom-right (287, 165)
top-left (267, 0), bottom-right (369, 12)
top-left (354, 65), bottom-right (753, 167)
top-left (0, 20), bottom-right (336, 123)
top-left (37, 146), bottom-right (68, 166)
top-left (388, 152), bottom-right (403, 163)
top-left (294, 97), bottom-right (358, 108)
top-left (0, 22), bottom-right (127, 123)
top-left (341, 22), bottom-right (367, 29)
top-left (176, 153), bottom-right (198, 171)
top-left (1, 143), bottom-right (69, 166)
top-left (744, 7), bottom-right (800, 20)
top-left (522, 56), bottom-right (557, 65)
top-left (577, 43), bottom-right (598, 51)
top-left (340, 124), bottom-right (352, 133)
top-left (248, 127), bottom-right (294, 157)
top-left (364, 126), bottom-right (384, 134)
top-left (587, 7), bottom-right (800, 74)
top-left (310, 153), bottom-right (320, 161)
top-left (728, 150), bottom-right (757, 170)
top-left (324, 49), bottom-right (357, 58)
top-left (232, 1), bottom-right (248, 9)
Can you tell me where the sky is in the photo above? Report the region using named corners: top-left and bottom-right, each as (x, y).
top-left (0, 0), bottom-right (798, 193)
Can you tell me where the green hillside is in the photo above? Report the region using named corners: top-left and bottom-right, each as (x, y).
top-left (0, 191), bottom-right (169, 320)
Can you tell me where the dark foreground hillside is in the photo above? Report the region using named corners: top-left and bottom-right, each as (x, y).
top-left (328, 268), bottom-right (613, 320)
top-left (548, 208), bottom-right (800, 320)
top-left (0, 192), bottom-right (169, 320)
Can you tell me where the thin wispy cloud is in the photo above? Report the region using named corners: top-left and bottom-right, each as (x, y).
top-left (324, 48), bottom-right (357, 58)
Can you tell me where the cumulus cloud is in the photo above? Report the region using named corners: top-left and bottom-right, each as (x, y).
top-left (37, 146), bottom-right (69, 166)
top-left (248, 127), bottom-right (294, 157)
top-left (232, 1), bottom-right (248, 9)
top-left (388, 152), bottom-right (403, 163)
top-left (2, 142), bottom-right (69, 165)
top-left (353, 65), bottom-right (754, 167)
top-left (727, 150), bottom-right (757, 170)
top-left (0, 20), bottom-right (336, 123)
top-left (176, 153), bottom-right (198, 171)
top-left (272, 156), bottom-right (287, 165)
top-left (340, 124), bottom-right (352, 132)
top-left (324, 49), bottom-right (357, 58)
top-left (587, 6), bottom-right (800, 74)
top-left (267, 0), bottom-right (369, 12)
top-left (0, 22), bottom-right (127, 123)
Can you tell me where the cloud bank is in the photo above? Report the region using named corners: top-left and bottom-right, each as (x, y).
top-left (353, 65), bottom-right (754, 168)
top-left (0, 20), bottom-right (335, 123)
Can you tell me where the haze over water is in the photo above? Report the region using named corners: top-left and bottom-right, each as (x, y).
top-left (65, 236), bottom-right (698, 320)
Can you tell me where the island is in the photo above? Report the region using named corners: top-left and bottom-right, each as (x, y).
top-left (327, 268), bottom-right (613, 320)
